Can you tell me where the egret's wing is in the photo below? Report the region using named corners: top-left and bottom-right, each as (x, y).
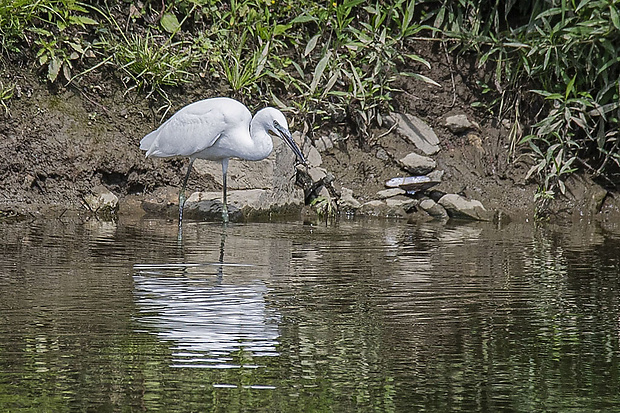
top-left (140, 99), bottom-right (250, 158)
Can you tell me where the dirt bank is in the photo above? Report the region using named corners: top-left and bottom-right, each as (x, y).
top-left (1, 42), bottom-right (618, 223)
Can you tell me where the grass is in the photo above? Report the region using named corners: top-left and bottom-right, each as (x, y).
top-left (1, 0), bottom-right (437, 124)
top-left (428, 0), bottom-right (620, 215)
top-left (0, 81), bottom-right (13, 115)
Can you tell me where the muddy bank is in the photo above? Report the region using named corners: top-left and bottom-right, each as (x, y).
top-left (1, 46), bottom-right (618, 224)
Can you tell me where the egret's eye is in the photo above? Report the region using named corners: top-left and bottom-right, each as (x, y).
top-left (273, 120), bottom-right (280, 128)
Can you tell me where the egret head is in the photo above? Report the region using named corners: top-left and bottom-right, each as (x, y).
top-left (261, 108), bottom-right (307, 166)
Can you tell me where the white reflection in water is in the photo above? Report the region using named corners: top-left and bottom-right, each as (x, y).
top-left (133, 274), bottom-right (280, 367)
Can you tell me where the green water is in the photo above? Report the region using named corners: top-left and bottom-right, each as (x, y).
top-left (1, 217), bottom-right (619, 412)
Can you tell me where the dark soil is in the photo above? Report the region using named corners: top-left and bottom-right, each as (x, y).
top-left (1, 41), bottom-right (618, 223)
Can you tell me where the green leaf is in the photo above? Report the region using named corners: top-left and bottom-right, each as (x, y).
top-left (161, 13), bottom-right (180, 34)
top-left (404, 54), bottom-right (431, 69)
top-left (503, 41), bottom-right (528, 48)
top-left (304, 34), bottom-right (320, 57)
top-left (565, 74), bottom-right (576, 99)
top-left (48, 56), bottom-right (62, 82)
top-left (70, 15), bottom-right (98, 26)
top-left (273, 24), bottom-right (289, 36)
top-left (558, 179), bottom-right (566, 194)
top-left (321, 70), bottom-right (340, 98)
top-left (610, 5), bottom-right (620, 30)
top-left (524, 163), bottom-right (540, 181)
top-left (68, 41), bottom-right (84, 53)
top-left (310, 51), bottom-right (331, 94)
top-left (401, 72), bottom-right (441, 87)
top-left (291, 14), bottom-right (316, 24)
top-left (63, 63), bottom-right (71, 81)
top-left (434, 7), bottom-right (445, 28)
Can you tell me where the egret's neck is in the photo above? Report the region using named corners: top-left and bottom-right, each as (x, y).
top-left (245, 118), bottom-right (273, 161)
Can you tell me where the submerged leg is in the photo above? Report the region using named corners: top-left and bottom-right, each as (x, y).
top-left (178, 158), bottom-right (196, 230)
top-left (221, 158), bottom-right (229, 223)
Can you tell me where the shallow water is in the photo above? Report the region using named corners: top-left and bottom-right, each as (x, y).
top-left (1, 216), bottom-right (619, 412)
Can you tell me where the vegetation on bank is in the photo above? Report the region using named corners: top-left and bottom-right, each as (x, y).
top-left (0, 0), bottom-right (619, 213)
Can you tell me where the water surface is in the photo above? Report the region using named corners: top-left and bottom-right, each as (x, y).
top-left (1, 217), bottom-right (619, 412)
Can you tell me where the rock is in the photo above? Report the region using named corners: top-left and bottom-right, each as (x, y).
top-left (385, 196), bottom-right (418, 212)
top-left (426, 169), bottom-right (444, 182)
top-left (338, 187), bottom-right (361, 211)
top-left (359, 200), bottom-right (387, 216)
top-left (308, 166), bottom-right (327, 183)
top-left (305, 144), bottom-right (322, 167)
top-left (358, 198), bottom-right (412, 218)
top-left (22, 174), bottom-right (36, 189)
top-left (389, 112), bottom-right (440, 155)
top-left (552, 174), bottom-right (608, 217)
top-left (398, 152), bottom-right (436, 175)
top-left (184, 188), bottom-right (304, 221)
top-left (318, 186), bottom-right (332, 201)
top-left (419, 198), bottom-right (449, 219)
top-left (314, 134), bottom-right (335, 152)
top-left (466, 132), bottom-right (484, 150)
top-left (83, 185), bottom-right (118, 218)
top-left (376, 188), bottom-right (406, 199)
top-left (385, 175), bottom-right (441, 193)
top-left (375, 148), bottom-right (389, 161)
top-left (141, 186), bottom-right (181, 216)
top-left (445, 114), bottom-right (478, 133)
top-left (438, 193), bottom-right (492, 221)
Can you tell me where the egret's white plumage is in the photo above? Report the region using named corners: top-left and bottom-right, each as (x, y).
top-left (140, 97), bottom-right (306, 225)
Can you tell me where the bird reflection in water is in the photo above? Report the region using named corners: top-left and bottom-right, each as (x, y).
top-left (133, 225), bottom-right (280, 367)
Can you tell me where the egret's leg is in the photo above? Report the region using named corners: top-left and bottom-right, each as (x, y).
top-left (178, 158), bottom-right (196, 229)
top-left (221, 158), bottom-right (229, 223)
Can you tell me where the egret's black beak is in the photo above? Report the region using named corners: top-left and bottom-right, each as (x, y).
top-left (275, 123), bottom-right (307, 166)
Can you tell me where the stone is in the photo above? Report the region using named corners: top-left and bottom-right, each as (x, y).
top-left (419, 198), bottom-right (449, 219)
top-left (555, 174), bottom-right (608, 217)
top-left (389, 112), bottom-right (440, 155)
top-left (314, 134), bottom-right (335, 152)
top-left (338, 187), bottom-right (361, 210)
top-left (359, 200), bottom-right (388, 216)
top-left (398, 152), bottom-right (436, 175)
top-left (385, 175), bottom-right (441, 193)
top-left (438, 193), bottom-right (492, 221)
top-left (308, 166), bottom-right (327, 183)
top-left (83, 185), bottom-right (118, 217)
top-left (445, 114), bottom-right (477, 133)
top-left (141, 186), bottom-right (179, 216)
top-left (358, 199), bottom-right (410, 218)
top-left (318, 186), bottom-right (332, 200)
top-left (185, 188), bottom-right (304, 221)
top-left (306, 145), bottom-right (323, 167)
top-left (426, 169), bottom-right (444, 182)
top-left (375, 148), bottom-right (389, 161)
top-left (385, 196), bottom-right (418, 212)
top-left (376, 188), bottom-right (406, 199)
top-left (23, 174), bottom-right (36, 189)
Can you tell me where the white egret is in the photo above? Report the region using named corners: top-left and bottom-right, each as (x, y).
top-left (140, 97), bottom-right (306, 225)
